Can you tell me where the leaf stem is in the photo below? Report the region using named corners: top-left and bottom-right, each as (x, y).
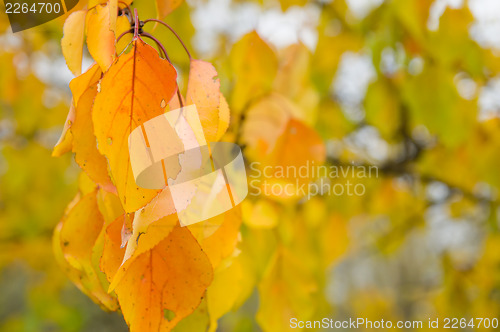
top-left (133, 8), bottom-right (139, 39)
top-left (141, 32), bottom-right (171, 62)
top-left (143, 19), bottom-right (192, 60)
top-left (116, 28), bottom-right (133, 43)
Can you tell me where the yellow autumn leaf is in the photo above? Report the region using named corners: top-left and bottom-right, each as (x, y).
top-left (52, 100), bottom-right (75, 157)
top-left (86, 4), bottom-right (115, 72)
top-left (256, 248), bottom-right (318, 332)
top-left (230, 31), bottom-right (278, 112)
top-left (69, 64), bottom-right (115, 192)
top-left (55, 189), bottom-right (119, 311)
top-left (61, 10), bottom-right (86, 76)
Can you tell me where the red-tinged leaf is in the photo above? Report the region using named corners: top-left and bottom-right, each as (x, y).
top-left (186, 59), bottom-right (230, 142)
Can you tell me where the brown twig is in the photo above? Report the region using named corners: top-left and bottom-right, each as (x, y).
top-left (116, 28), bottom-right (133, 43)
top-left (143, 19), bottom-right (193, 60)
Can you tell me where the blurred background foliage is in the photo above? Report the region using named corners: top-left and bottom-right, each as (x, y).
top-left (2, 0), bottom-right (500, 331)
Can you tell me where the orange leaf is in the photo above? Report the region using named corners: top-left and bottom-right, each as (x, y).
top-left (121, 190), bottom-right (177, 264)
top-left (186, 59), bottom-right (230, 142)
top-left (270, 118), bottom-right (326, 169)
top-left (60, 191), bottom-right (103, 265)
top-left (107, 190), bottom-right (177, 292)
top-left (101, 215), bottom-right (129, 283)
top-left (241, 93), bottom-right (308, 159)
top-left (70, 63), bottom-right (101, 108)
top-left (86, 4), bottom-right (115, 72)
top-left (114, 226), bottom-right (213, 332)
top-left (96, 188), bottom-right (126, 226)
top-left (242, 94), bottom-right (325, 199)
top-left (108, 213), bottom-right (178, 291)
top-left (62, 10), bottom-right (86, 76)
top-left (55, 190), bottom-right (119, 311)
top-left (92, 38), bottom-right (178, 212)
top-left (188, 206), bottom-right (242, 269)
top-left (70, 64), bottom-right (115, 192)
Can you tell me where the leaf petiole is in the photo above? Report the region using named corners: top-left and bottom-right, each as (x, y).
top-left (143, 19), bottom-right (192, 60)
top-left (116, 28), bottom-right (134, 43)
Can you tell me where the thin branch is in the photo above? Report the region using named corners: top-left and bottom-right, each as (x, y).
top-left (116, 28), bottom-right (133, 43)
top-left (143, 19), bottom-right (192, 60)
top-left (141, 32), bottom-right (171, 62)
top-left (326, 155), bottom-right (499, 205)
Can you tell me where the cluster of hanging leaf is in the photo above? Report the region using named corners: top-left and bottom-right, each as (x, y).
top-left (52, 2), bottom-right (241, 331)
top-left (4, 0), bottom-right (500, 330)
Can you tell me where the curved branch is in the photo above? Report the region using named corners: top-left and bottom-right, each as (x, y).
top-left (143, 19), bottom-right (192, 60)
top-left (117, 28), bottom-right (133, 43)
